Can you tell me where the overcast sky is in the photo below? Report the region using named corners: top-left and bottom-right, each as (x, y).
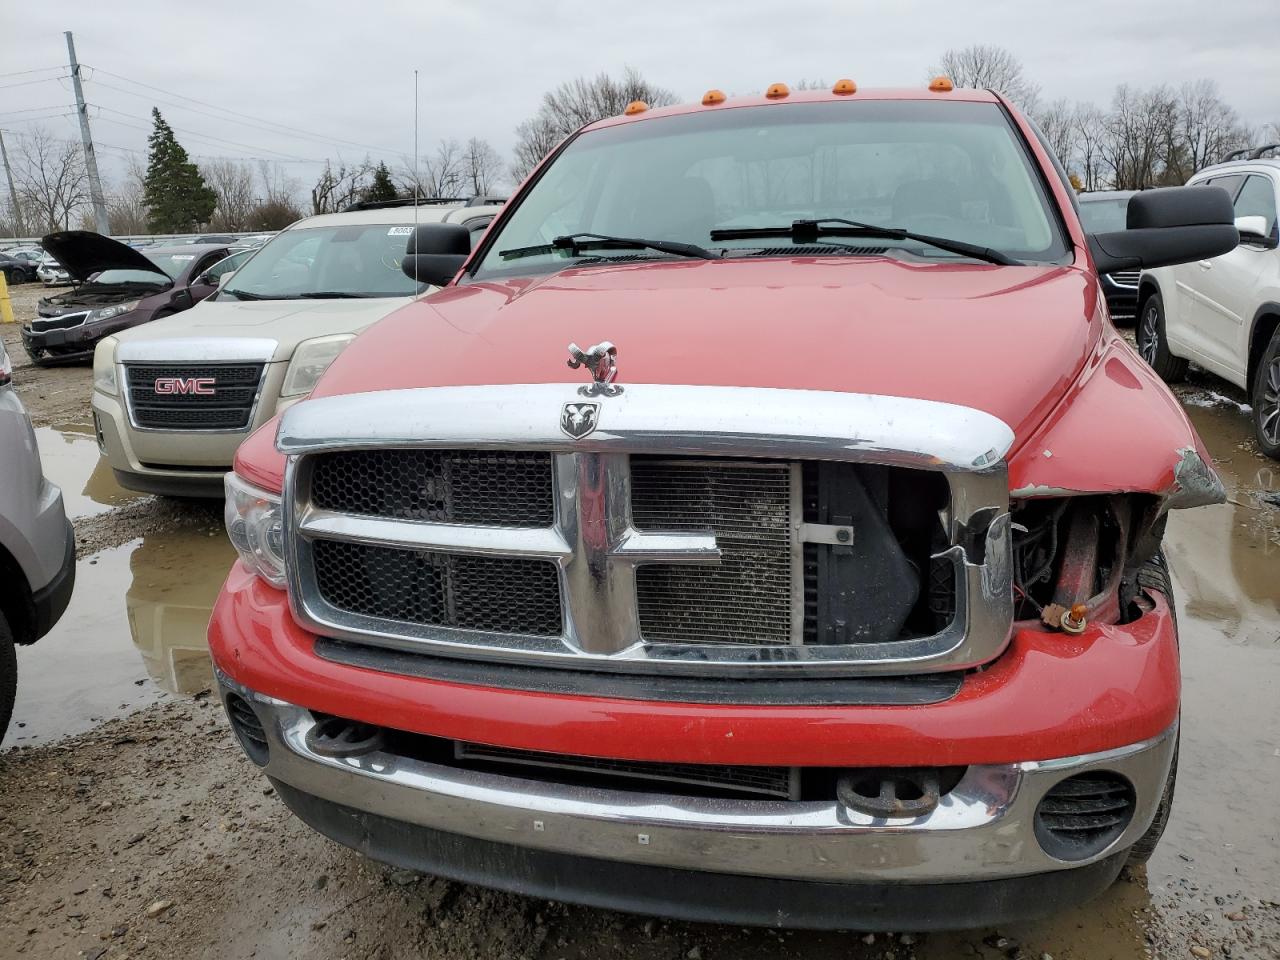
top-left (4, 0), bottom-right (1278, 194)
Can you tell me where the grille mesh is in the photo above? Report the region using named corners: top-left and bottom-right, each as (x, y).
top-left (312, 539), bottom-right (563, 637)
top-left (632, 458), bottom-right (794, 645)
top-left (311, 450), bottom-right (554, 527)
top-left (1109, 269), bottom-right (1141, 286)
top-left (126, 363), bottom-right (263, 431)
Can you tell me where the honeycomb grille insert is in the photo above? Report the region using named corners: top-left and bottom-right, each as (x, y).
top-left (311, 539), bottom-right (563, 637)
top-left (632, 457), bottom-right (794, 645)
top-left (310, 449), bottom-right (554, 527)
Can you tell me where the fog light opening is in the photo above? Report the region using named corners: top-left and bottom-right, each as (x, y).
top-left (224, 693), bottom-right (270, 767)
top-left (1034, 771), bottom-right (1136, 861)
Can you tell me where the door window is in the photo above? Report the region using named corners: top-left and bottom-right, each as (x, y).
top-left (1203, 174), bottom-right (1245, 201)
top-left (1233, 175), bottom-right (1278, 242)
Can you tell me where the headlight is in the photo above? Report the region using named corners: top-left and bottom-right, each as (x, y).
top-left (92, 337), bottom-right (118, 394)
top-left (280, 334), bottom-right (354, 397)
top-left (87, 300), bottom-right (140, 323)
top-left (224, 473), bottom-right (286, 587)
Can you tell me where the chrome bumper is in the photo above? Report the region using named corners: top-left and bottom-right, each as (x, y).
top-left (221, 673), bottom-right (1176, 885)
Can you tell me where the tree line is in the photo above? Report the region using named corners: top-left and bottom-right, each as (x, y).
top-left (3, 53), bottom-right (1276, 238)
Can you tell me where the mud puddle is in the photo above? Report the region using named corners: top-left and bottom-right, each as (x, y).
top-left (3, 530), bottom-right (235, 748)
top-left (33, 422), bottom-right (146, 519)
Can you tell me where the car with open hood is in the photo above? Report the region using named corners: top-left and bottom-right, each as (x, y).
top-left (22, 233), bottom-right (231, 366)
top-left (90, 199), bottom-right (503, 496)
top-left (208, 82), bottom-right (1239, 930)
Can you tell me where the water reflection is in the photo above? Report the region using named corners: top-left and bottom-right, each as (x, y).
top-left (33, 423), bottom-right (145, 519)
top-left (125, 531), bottom-right (236, 695)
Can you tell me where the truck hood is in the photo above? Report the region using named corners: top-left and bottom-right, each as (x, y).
top-left (40, 231), bottom-right (168, 282)
top-left (315, 258), bottom-right (1101, 446)
top-left (110, 295), bottom-right (413, 362)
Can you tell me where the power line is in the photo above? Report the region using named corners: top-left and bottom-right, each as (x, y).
top-left (91, 105), bottom-right (319, 162)
top-left (83, 65), bottom-right (406, 157)
top-left (0, 65), bottom-right (65, 80)
top-left (0, 74), bottom-right (70, 90)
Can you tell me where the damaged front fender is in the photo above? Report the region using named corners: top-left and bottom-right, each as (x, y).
top-left (1008, 335), bottom-right (1225, 512)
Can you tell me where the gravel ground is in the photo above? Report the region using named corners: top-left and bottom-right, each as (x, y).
top-left (2, 285), bottom-right (1278, 959)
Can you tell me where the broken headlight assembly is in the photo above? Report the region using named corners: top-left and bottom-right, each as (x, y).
top-left (225, 472), bottom-right (286, 587)
top-left (1010, 494), bottom-right (1166, 629)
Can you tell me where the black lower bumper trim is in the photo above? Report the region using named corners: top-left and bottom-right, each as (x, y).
top-left (271, 781), bottom-right (1128, 931)
top-left (31, 518), bottom-right (75, 640)
top-left (111, 468), bottom-right (225, 499)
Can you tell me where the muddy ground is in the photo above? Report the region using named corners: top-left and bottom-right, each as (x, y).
top-left (2, 287), bottom-right (1279, 959)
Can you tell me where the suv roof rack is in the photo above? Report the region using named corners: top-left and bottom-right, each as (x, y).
top-left (465, 195), bottom-right (508, 207)
top-left (341, 197), bottom-right (465, 212)
top-left (1220, 143), bottom-right (1280, 164)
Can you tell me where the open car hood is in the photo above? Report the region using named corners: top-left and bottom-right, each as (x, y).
top-left (39, 231), bottom-right (168, 282)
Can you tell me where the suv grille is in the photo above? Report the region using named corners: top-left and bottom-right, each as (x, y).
top-left (312, 538), bottom-right (563, 637)
top-left (632, 458), bottom-right (794, 645)
top-left (125, 363), bottom-right (264, 431)
top-left (311, 450), bottom-right (554, 526)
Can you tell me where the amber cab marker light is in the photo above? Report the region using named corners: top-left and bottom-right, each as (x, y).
top-left (624, 100), bottom-right (649, 115)
top-left (702, 89), bottom-right (727, 106)
top-left (929, 76), bottom-right (954, 92)
top-left (765, 82), bottom-right (790, 99)
top-left (832, 79), bottom-right (857, 95)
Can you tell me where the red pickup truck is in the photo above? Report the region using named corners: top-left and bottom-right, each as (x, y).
top-left (209, 82), bottom-right (1237, 930)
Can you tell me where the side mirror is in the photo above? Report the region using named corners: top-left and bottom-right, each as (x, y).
top-left (1087, 186), bottom-right (1239, 274)
top-left (401, 223), bottom-right (471, 287)
top-left (1235, 215), bottom-right (1278, 248)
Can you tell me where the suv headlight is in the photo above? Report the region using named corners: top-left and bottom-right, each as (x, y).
top-left (280, 334), bottom-right (354, 398)
top-left (87, 300), bottom-right (139, 322)
top-left (224, 473), bottom-right (286, 587)
top-left (93, 337), bottom-right (118, 394)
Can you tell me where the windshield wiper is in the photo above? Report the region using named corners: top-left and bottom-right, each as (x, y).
top-left (222, 289), bottom-right (276, 301)
top-left (500, 232), bottom-right (716, 262)
top-left (295, 291), bottom-right (370, 299)
top-left (709, 218), bottom-right (1018, 266)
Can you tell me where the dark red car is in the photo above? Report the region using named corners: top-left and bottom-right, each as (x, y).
top-left (210, 83), bottom-right (1237, 930)
top-left (22, 233), bottom-right (231, 365)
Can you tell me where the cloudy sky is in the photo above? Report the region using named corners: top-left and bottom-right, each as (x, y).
top-left (3, 0), bottom-right (1278, 193)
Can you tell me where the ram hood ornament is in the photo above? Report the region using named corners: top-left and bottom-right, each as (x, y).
top-left (567, 341), bottom-right (618, 386)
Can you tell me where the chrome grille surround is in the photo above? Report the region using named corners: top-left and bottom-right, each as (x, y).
top-left (281, 384), bottom-right (1015, 678)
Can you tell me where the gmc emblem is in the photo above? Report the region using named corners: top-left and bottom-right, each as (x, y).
top-left (154, 377), bottom-right (216, 395)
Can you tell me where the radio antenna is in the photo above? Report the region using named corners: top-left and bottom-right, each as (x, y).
top-left (413, 68), bottom-right (420, 229)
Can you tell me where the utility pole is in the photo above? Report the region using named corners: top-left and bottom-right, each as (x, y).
top-left (0, 131), bottom-right (24, 238)
top-left (65, 31), bottom-right (110, 235)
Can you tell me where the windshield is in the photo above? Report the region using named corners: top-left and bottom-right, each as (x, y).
top-left (218, 223), bottom-right (423, 300)
top-left (92, 251), bottom-right (196, 285)
top-left (1077, 197), bottom-right (1131, 233)
top-left (473, 100), bottom-right (1066, 279)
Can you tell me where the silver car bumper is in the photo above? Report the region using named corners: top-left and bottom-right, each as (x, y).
top-left (220, 672), bottom-right (1175, 887)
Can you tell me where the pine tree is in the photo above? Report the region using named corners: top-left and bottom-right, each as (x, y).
top-left (363, 162), bottom-right (398, 203)
top-left (143, 109), bottom-right (217, 232)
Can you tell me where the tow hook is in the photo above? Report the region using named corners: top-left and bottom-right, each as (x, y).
top-left (305, 716), bottom-right (386, 759)
top-left (836, 769), bottom-right (942, 818)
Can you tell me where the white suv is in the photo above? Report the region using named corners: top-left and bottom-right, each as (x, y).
top-left (1137, 155), bottom-right (1280, 458)
top-left (91, 199), bottom-right (503, 495)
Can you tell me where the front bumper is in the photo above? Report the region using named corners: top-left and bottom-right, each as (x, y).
top-left (22, 310), bottom-right (145, 361)
top-left (219, 668), bottom-right (1173, 927)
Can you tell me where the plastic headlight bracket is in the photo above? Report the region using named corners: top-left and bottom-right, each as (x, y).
top-left (224, 472), bottom-right (286, 587)
top-left (281, 334), bottom-right (354, 398)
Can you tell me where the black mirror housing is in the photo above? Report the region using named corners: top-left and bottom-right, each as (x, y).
top-left (401, 223), bottom-right (472, 287)
top-left (1088, 186), bottom-right (1238, 274)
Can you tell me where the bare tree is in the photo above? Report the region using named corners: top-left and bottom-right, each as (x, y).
top-left (511, 68), bottom-right (678, 181)
top-left (1072, 103), bottom-right (1109, 192)
top-left (1032, 99), bottom-right (1076, 172)
top-left (258, 160), bottom-right (302, 208)
top-left (400, 139), bottom-right (467, 199)
top-left (309, 159), bottom-right (368, 214)
top-left (1173, 80), bottom-right (1250, 178)
top-left (1100, 84), bottom-right (1180, 190)
top-left (106, 156), bottom-right (149, 234)
top-left (12, 126), bottom-right (89, 232)
top-left (202, 158), bottom-right (257, 231)
top-left (927, 45), bottom-right (1039, 109)
top-left (462, 137), bottom-right (502, 195)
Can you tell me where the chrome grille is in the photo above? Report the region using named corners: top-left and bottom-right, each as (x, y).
top-left (125, 362), bottom-right (264, 431)
top-left (632, 458), bottom-right (795, 645)
top-left (311, 450), bottom-right (554, 526)
top-left (312, 539), bottom-right (562, 637)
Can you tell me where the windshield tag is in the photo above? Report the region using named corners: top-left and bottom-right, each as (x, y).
top-left (171, 255), bottom-right (195, 261)
top-left (387, 226), bottom-right (413, 236)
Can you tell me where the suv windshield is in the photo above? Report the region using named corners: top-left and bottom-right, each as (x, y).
top-left (473, 100), bottom-right (1066, 279)
top-left (218, 223), bottom-right (423, 300)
